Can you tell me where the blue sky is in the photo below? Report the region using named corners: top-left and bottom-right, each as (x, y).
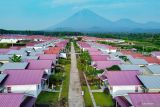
top-left (0, 0), bottom-right (160, 30)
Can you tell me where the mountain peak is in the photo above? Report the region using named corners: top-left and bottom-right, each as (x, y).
top-left (78, 8), bottom-right (92, 13)
top-left (116, 18), bottom-right (135, 23)
top-left (74, 8), bottom-right (97, 17)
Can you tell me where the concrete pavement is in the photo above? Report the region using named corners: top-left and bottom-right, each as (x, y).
top-left (68, 42), bottom-right (85, 107)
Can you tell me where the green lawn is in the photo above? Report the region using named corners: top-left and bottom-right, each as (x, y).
top-left (36, 91), bottom-right (59, 104)
top-left (55, 85), bottom-right (61, 90)
top-left (90, 85), bottom-right (100, 90)
top-left (60, 64), bottom-right (70, 99)
top-left (82, 86), bottom-right (94, 107)
top-left (93, 92), bottom-right (114, 107)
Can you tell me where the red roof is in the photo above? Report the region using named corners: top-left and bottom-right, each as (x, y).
top-left (140, 56), bottom-right (160, 64)
top-left (130, 53), bottom-right (144, 58)
top-left (44, 47), bottom-right (61, 54)
top-left (121, 51), bottom-right (144, 58)
top-left (121, 50), bottom-right (133, 55)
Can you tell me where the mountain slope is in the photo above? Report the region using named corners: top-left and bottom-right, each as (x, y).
top-left (46, 9), bottom-right (160, 32)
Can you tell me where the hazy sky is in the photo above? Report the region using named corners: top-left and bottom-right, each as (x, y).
top-left (0, 0), bottom-right (160, 30)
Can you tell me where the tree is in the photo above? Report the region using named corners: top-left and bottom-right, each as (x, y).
top-left (55, 65), bottom-right (65, 73)
top-left (49, 73), bottom-right (65, 85)
top-left (77, 37), bottom-right (82, 41)
top-left (106, 65), bottom-right (121, 71)
top-left (80, 51), bottom-right (91, 65)
top-left (9, 54), bottom-right (22, 62)
top-left (119, 56), bottom-right (129, 61)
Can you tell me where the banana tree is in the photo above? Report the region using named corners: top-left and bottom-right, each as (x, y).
top-left (9, 54), bottom-right (22, 62)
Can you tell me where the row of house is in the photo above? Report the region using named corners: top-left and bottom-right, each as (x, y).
top-left (77, 41), bottom-right (160, 107)
top-left (0, 35), bottom-right (68, 107)
top-left (81, 36), bottom-right (125, 43)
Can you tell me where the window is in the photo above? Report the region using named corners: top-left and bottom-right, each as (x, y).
top-left (37, 85), bottom-right (39, 89)
top-left (135, 86), bottom-right (138, 92)
top-left (110, 86), bottom-right (113, 91)
top-left (7, 87), bottom-right (11, 93)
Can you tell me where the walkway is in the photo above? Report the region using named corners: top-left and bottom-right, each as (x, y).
top-left (83, 72), bottom-right (97, 107)
top-left (68, 42), bottom-right (85, 107)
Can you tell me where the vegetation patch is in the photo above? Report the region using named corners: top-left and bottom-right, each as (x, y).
top-left (60, 64), bottom-right (70, 101)
top-left (82, 86), bottom-right (94, 107)
top-left (106, 65), bottom-right (121, 71)
top-left (36, 91), bottom-right (59, 104)
top-left (93, 92), bottom-right (114, 107)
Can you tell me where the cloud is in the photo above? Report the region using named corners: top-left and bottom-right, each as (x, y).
top-left (72, 1), bottom-right (138, 11)
top-left (48, 0), bottom-right (141, 9)
top-left (50, 0), bottom-right (89, 7)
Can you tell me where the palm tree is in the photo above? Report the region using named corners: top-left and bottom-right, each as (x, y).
top-left (9, 54), bottom-right (22, 62)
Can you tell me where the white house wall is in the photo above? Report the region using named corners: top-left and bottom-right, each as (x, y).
top-left (5, 84), bottom-right (42, 97)
top-left (109, 85), bottom-right (142, 97)
top-left (148, 88), bottom-right (160, 92)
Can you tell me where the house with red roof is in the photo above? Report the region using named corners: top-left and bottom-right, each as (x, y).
top-left (106, 71), bottom-right (142, 97)
top-left (0, 93), bottom-right (36, 107)
top-left (44, 47), bottom-right (61, 54)
top-left (3, 70), bottom-right (45, 97)
top-left (130, 53), bottom-right (144, 58)
top-left (140, 56), bottom-right (160, 64)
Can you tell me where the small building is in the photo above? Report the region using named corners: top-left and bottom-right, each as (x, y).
top-left (4, 70), bottom-right (45, 97)
top-left (138, 75), bottom-right (160, 92)
top-left (106, 71), bottom-right (142, 97)
top-left (0, 39), bottom-right (18, 43)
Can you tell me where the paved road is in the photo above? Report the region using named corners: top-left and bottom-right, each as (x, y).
top-left (68, 42), bottom-right (85, 107)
